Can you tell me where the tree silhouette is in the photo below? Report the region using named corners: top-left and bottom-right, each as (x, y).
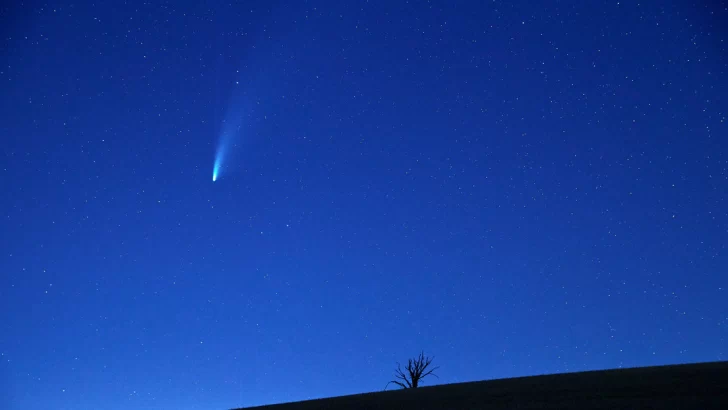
top-left (385, 351), bottom-right (439, 390)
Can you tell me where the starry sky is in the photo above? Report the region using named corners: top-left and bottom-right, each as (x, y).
top-left (1, 1), bottom-right (727, 409)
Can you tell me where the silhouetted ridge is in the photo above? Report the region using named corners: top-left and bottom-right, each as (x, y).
top-left (231, 361), bottom-right (728, 410)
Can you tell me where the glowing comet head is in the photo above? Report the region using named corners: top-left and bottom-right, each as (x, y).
top-left (212, 158), bottom-right (221, 182)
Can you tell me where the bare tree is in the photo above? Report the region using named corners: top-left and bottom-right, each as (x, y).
top-left (385, 351), bottom-right (439, 390)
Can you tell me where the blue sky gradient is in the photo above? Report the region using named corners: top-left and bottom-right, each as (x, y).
top-left (1, 1), bottom-right (726, 409)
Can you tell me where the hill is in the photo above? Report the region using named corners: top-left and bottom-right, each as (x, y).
top-left (231, 361), bottom-right (728, 409)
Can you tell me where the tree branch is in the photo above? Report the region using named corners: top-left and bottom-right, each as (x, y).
top-left (387, 352), bottom-right (439, 389)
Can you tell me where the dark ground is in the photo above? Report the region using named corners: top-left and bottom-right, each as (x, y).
top-left (231, 361), bottom-right (728, 410)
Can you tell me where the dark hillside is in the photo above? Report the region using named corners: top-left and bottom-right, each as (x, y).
top-left (232, 361), bottom-right (728, 410)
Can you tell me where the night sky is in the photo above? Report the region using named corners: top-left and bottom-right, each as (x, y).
top-left (2, 1), bottom-right (727, 409)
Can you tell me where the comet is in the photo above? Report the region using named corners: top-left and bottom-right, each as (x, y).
top-left (211, 69), bottom-right (252, 183)
top-left (211, 31), bottom-right (284, 182)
